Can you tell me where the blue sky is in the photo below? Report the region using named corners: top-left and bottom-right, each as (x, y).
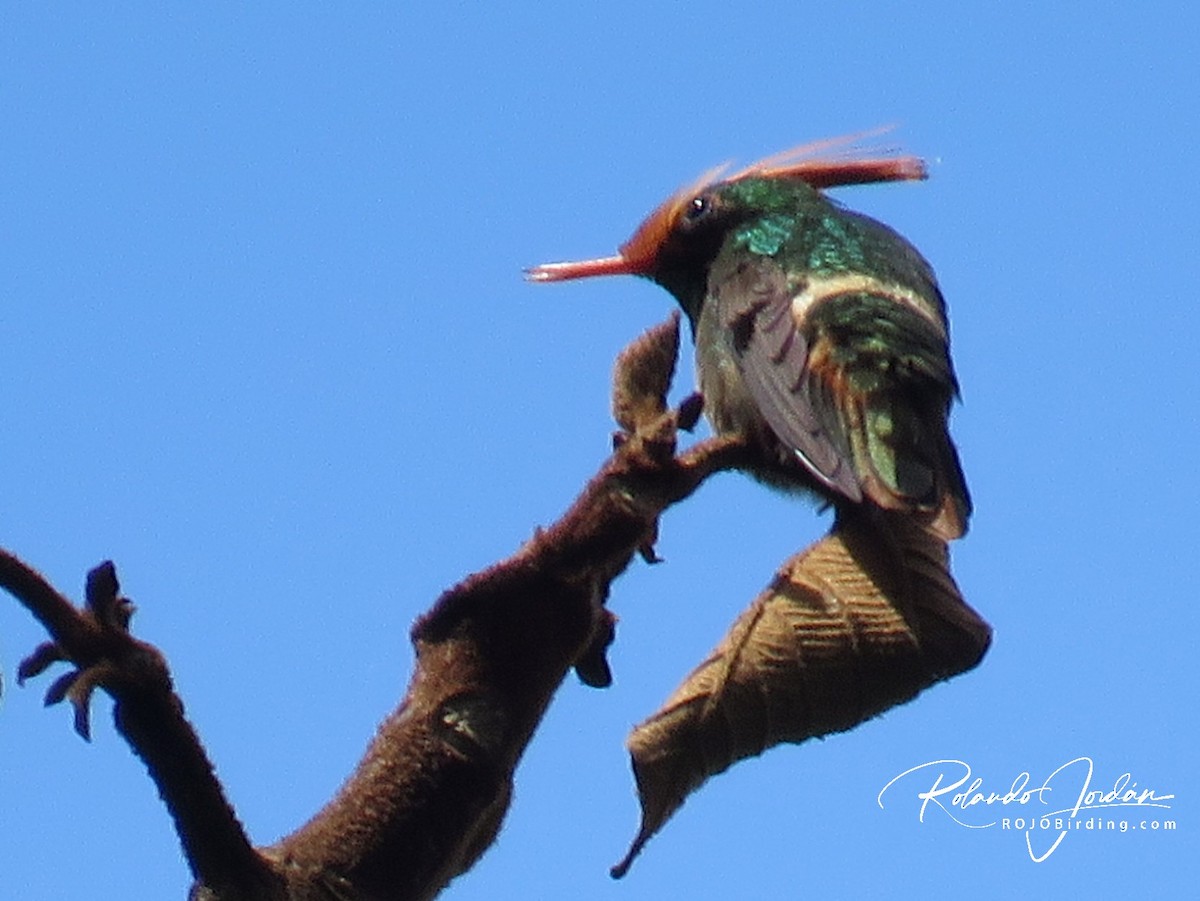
top-left (2, 4), bottom-right (1196, 898)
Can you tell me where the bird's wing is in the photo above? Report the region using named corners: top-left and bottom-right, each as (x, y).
top-left (715, 260), bottom-right (862, 501)
top-left (718, 259), bottom-right (971, 538)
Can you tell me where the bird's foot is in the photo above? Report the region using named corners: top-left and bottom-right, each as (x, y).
top-left (17, 561), bottom-right (167, 741)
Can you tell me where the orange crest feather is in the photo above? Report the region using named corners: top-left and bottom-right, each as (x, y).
top-left (728, 126), bottom-right (927, 187)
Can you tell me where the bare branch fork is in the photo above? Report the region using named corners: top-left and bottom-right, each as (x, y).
top-left (0, 313), bottom-right (989, 900)
top-left (0, 315), bottom-right (750, 900)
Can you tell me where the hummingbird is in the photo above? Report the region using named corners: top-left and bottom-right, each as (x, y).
top-left (528, 133), bottom-right (970, 540)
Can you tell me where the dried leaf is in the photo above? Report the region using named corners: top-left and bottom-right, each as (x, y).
top-left (613, 513), bottom-right (990, 877)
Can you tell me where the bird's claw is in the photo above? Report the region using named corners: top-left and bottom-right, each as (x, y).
top-left (43, 663), bottom-right (121, 741)
top-left (84, 560), bottom-right (136, 630)
top-left (573, 609), bottom-right (617, 688)
top-left (17, 640), bottom-right (68, 684)
top-left (676, 393), bottom-right (704, 432)
top-left (637, 542), bottom-right (663, 565)
top-left (17, 560), bottom-right (151, 742)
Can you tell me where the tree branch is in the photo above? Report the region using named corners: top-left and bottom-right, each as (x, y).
top-left (0, 553), bottom-right (287, 899)
top-left (2, 314), bottom-right (754, 900)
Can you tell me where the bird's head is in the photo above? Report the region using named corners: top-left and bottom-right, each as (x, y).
top-left (527, 130), bottom-right (927, 316)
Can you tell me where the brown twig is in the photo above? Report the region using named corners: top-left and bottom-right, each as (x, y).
top-left (0, 552), bottom-right (287, 899)
top-left (1, 315), bottom-right (753, 900)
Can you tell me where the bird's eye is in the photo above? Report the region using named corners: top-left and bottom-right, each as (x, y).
top-left (685, 194), bottom-right (711, 222)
